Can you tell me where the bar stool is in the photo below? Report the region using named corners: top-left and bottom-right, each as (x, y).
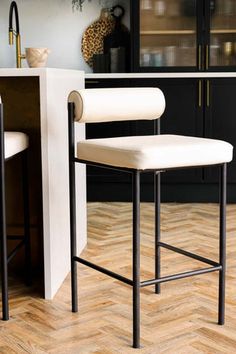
top-left (67, 88), bottom-right (233, 348)
top-left (0, 96), bottom-right (31, 320)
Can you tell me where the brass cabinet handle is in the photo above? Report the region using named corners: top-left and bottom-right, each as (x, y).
top-left (206, 45), bottom-right (209, 70)
top-left (198, 45), bottom-right (202, 70)
top-left (207, 80), bottom-right (210, 107)
top-left (198, 80), bottom-right (202, 107)
top-left (85, 80), bottom-right (100, 84)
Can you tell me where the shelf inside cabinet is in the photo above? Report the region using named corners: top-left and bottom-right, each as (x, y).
top-left (140, 30), bottom-right (195, 35)
top-left (211, 29), bottom-right (236, 34)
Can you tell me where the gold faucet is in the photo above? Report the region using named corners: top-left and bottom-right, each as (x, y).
top-left (9, 1), bottom-right (26, 68)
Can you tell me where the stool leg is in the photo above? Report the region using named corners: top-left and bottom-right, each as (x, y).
top-left (133, 171), bottom-right (141, 349)
top-left (218, 163), bottom-right (227, 325)
top-left (68, 103), bottom-right (78, 313)
top-left (154, 172), bottom-right (161, 294)
top-left (22, 151), bottom-right (32, 286)
top-left (0, 104), bottom-right (9, 321)
top-left (69, 161), bottom-right (78, 313)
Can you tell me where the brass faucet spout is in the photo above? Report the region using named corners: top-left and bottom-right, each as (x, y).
top-left (9, 30), bottom-right (14, 45)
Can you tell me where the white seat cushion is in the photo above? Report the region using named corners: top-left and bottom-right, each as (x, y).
top-left (77, 135), bottom-right (233, 170)
top-left (4, 132), bottom-right (29, 159)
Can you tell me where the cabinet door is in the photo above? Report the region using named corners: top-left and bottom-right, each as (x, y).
top-left (204, 78), bottom-right (236, 182)
top-left (132, 0), bottom-right (202, 72)
top-left (130, 78), bottom-right (203, 183)
top-left (206, 0), bottom-right (236, 71)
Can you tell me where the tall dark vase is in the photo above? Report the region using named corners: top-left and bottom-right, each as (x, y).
top-left (103, 6), bottom-right (131, 73)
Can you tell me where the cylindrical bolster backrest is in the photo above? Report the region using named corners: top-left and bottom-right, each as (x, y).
top-left (68, 87), bottom-right (166, 123)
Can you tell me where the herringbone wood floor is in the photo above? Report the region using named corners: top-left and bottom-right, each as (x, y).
top-left (0, 203), bottom-right (236, 353)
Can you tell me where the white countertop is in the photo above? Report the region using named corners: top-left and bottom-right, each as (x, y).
top-left (85, 72), bottom-right (236, 79)
top-left (0, 67), bottom-right (84, 77)
top-left (1, 68), bottom-right (235, 79)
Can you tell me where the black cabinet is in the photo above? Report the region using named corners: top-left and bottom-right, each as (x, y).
top-left (204, 78), bottom-right (236, 183)
top-left (131, 0), bottom-right (236, 72)
top-left (130, 78), bottom-right (203, 183)
top-left (86, 76), bottom-right (236, 202)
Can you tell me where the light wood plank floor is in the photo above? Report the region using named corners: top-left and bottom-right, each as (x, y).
top-left (0, 203), bottom-right (236, 354)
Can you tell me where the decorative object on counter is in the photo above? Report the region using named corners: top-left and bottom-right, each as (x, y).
top-left (110, 47), bottom-right (126, 72)
top-left (8, 1), bottom-right (26, 68)
top-left (93, 53), bottom-right (110, 73)
top-left (25, 48), bottom-right (50, 68)
top-left (103, 5), bottom-right (130, 73)
top-left (82, 8), bottom-right (115, 68)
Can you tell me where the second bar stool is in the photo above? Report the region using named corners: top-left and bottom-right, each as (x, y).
top-left (0, 96), bottom-right (31, 320)
top-left (68, 87), bottom-right (233, 348)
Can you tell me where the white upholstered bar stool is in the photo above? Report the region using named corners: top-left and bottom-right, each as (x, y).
top-left (0, 96), bottom-right (31, 321)
top-left (67, 88), bottom-right (233, 349)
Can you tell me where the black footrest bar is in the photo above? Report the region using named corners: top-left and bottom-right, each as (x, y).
top-left (74, 256), bottom-right (133, 286)
top-left (158, 241), bottom-right (220, 267)
top-left (141, 265), bottom-right (222, 288)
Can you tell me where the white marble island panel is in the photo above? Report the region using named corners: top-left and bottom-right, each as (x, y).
top-left (0, 68), bottom-right (86, 299)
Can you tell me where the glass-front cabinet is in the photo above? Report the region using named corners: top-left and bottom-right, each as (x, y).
top-left (132, 0), bottom-right (236, 71)
top-left (208, 0), bottom-right (236, 68)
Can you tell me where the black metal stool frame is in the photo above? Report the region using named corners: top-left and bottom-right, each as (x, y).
top-left (68, 102), bottom-right (227, 349)
top-left (0, 100), bottom-right (31, 321)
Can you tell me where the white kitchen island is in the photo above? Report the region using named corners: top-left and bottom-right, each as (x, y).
top-left (0, 68), bottom-right (86, 299)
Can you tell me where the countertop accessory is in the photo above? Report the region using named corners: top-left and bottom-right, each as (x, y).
top-left (103, 5), bottom-right (131, 73)
top-left (92, 53), bottom-right (109, 73)
top-left (8, 1), bottom-right (26, 68)
top-left (81, 8), bottom-right (115, 68)
top-left (111, 5), bottom-right (125, 18)
top-left (25, 48), bottom-right (50, 68)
